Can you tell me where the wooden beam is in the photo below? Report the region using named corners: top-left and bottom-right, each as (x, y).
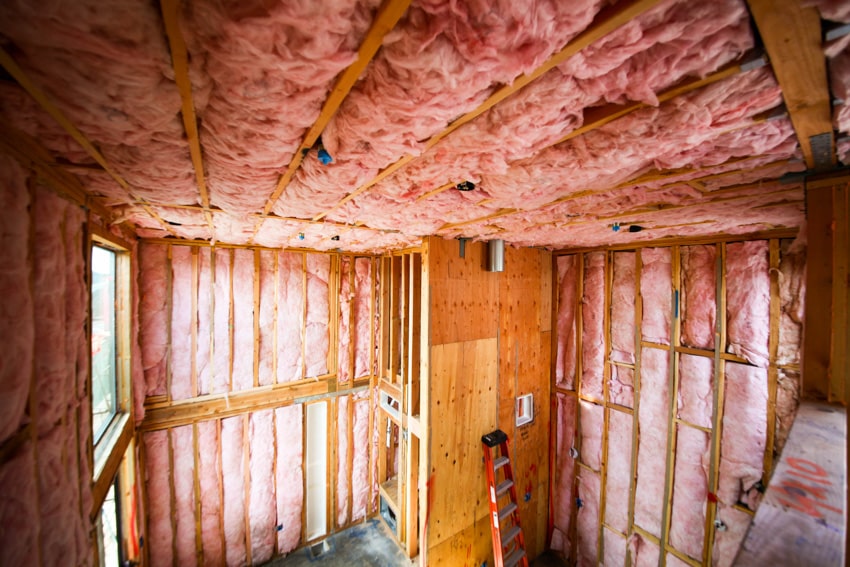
top-left (0, 46), bottom-right (177, 236)
top-left (555, 54), bottom-right (764, 146)
top-left (255, 0), bottom-right (411, 231)
top-left (747, 0), bottom-right (835, 169)
top-left (313, 0), bottom-right (665, 221)
top-left (159, 0), bottom-right (214, 231)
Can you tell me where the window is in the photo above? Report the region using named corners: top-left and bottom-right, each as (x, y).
top-left (92, 245), bottom-right (118, 442)
top-left (96, 479), bottom-right (122, 567)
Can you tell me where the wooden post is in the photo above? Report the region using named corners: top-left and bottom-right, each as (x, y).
top-left (764, 240), bottom-right (780, 478)
top-left (193, 422), bottom-right (203, 565)
top-left (803, 181), bottom-right (833, 400)
top-left (626, 250), bottom-right (642, 565)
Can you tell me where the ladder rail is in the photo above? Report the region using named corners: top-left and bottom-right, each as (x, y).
top-left (482, 429), bottom-right (529, 567)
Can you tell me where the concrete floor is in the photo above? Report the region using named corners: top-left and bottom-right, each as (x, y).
top-left (262, 519), bottom-right (565, 567)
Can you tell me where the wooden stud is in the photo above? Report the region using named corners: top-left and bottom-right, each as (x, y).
top-left (747, 0), bottom-right (835, 169)
top-left (272, 410), bottom-right (279, 558)
top-left (598, 251), bottom-right (613, 563)
top-left (272, 252), bottom-right (279, 385)
top-left (229, 249), bottom-right (235, 393)
top-left (349, 256), bottom-right (356, 384)
top-left (328, 254), bottom-right (341, 379)
top-left (570, 253), bottom-right (585, 560)
top-left (301, 405), bottom-right (308, 543)
top-left (217, 419), bottom-right (226, 562)
top-left (191, 247), bottom-right (199, 398)
top-left (659, 246), bottom-right (682, 564)
top-left (168, 429), bottom-right (178, 566)
top-left (158, 0), bottom-right (214, 231)
top-left (243, 413), bottom-right (252, 567)
top-left (193, 423), bottom-right (203, 566)
top-left (370, 257), bottom-right (377, 379)
top-left (763, 240), bottom-right (781, 478)
top-left (253, 249), bottom-right (261, 389)
top-left (166, 244), bottom-right (174, 402)
top-left (313, 0), bottom-right (664, 221)
top-left (626, 249), bottom-right (642, 565)
top-left (554, 55), bottom-right (761, 146)
top-left (258, 0), bottom-right (411, 223)
top-left (704, 243), bottom-right (727, 566)
top-left (803, 181), bottom-right (833, 400)
top-left (831, 182), bottom-right (850, 403)
top-left (302, 253), bottom-right (308, 380)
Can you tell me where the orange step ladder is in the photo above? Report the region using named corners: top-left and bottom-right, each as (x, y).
top-left (482, 429), bottom-right (529, 567)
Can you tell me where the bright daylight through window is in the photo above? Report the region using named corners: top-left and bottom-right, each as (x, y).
top-left (92, 245), bottom-right (118, 442)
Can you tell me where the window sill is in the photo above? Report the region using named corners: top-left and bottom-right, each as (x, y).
top-left (92, 412), bottom-right (132, 517)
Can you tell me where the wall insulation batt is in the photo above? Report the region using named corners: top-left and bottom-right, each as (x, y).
top-left (551, 236), bottom-right (805, 566)
top-left (0, 156), bottom-right (96, 565)
top-left (139, 243), bottom-right (380, 566)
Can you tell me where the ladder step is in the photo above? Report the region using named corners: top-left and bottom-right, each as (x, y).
top-left (501, 525), bottom-right (521, 548)
top-left (505, 548), bottom-right (527, 567)
top-left (496, 479), bottom-right (514, 496)
top-left (494, 456), bottom-right (509, 470)
top-left (499, 501), bottom-right (517, 522)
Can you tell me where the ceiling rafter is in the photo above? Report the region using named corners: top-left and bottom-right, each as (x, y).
top-left (159, 0), bottom-right (214, 233)
top-left (148, 202), bottom-right (402, 234)
top-left (250, 0), bottom-right (412, 239)
top-left (412, 55), bottom-right (768, 205)
top-left (440, 154), bottom-right (796, 231)
top-left (312, 0), bottom-right (665, 221)
top-left (747, 0), bottom-right (835, 169)
top-left (0, 120), bottom-right (112, 220)
top-left (0, 46), bottom-right (177, 237)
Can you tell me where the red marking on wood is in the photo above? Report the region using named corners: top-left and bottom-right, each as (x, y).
top-left (708, 492), bottom-right (718, 503)
top-left (788, 457), bottom-right (830, 477)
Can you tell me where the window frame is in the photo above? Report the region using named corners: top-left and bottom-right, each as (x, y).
top-left (89, 228), bottom-right (134, 514)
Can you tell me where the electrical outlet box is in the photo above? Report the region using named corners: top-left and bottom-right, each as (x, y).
top-left (516, 393), bottom-right (533, 427)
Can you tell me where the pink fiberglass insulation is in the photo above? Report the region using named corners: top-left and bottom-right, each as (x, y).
top-left (38, 426), bottom-right (80, 565)
top-left (719, 362), bottom-right (767, 508)
top-left (213, 248), bottom-right (232, 394)
top-left (610, 365), bottom-right (635, 409)
top-left (278, 252), bottom-right (305, 382)
top-left (630, 533), bottom-right (661, 567)
top-left (275, 405), bottom-right (303, 555)
top-left (250, 410), bottom-right (276, 564)
top-left (579, 401), bottom-right (603, 471)
top-left (667, 553), bottom-right (693, 567)
top-left (831, 50), bottom-right (850, 135)
top-left (275, 0), bottom-right (605, 218)
top-left (678, 355), bottom-right (713, 429)
top-left (353, 258), bottom-right (372, 378)
top-left (144, 431), bottom-right (174, 567)
top-left (778, 239), bottom-right (806, 366)
top-left (555, 255), bottom-right (579, 390)
top-left (603, 529), bottom-right (627, 567)
top-left (171, 426), bottom-right (198, 567)
top-left (197, 247), bottom-right (213, 396)
top-left (232, 249), bottom-right (255, 391)
top-left (576, 468), bottom-right (601, 567)
top-left (810, 0), bottom-right (850, 22)
top-left (611, 252), bottom-right (636, 364)
top-left (32, 189), bottom-right (73, 434)
top-left (181, 0), bottom-right (380, 213)
top-left (634, 347), bottom-right (670, 538)
top-left (171, 246), bottom-right (194, 400)
top-left (0, 155), bottom-right (33, 444)
top-left (775, 369), bottom-right (800, 455)
top-left (141, 244), bottom-right (169, 397)
top-left (581, 252), bottom-right (605, 400)
top-left (336, 395), bottom-right (351, 526)
top-left (197, 420), bottom-right (224, 565)
top-left (306, 254), bottom-right (331, 377)
top-left (338, 258), bottom-right (353, 384)
top-left (222, 416), bottom-right (247, 566)
top-left (669, 425), bottom-right (710, 560)
top-left (259, 250), bottom-right (276, 387)
top-left (0, 443), bottom-right (38, 566)
top-left (641, 248), bottom-right (672, 345)
top-left (0, 1), bottom-right (199, 206)
top-left (712, 504), bottom-right (752, 567)
top-left (605, 409), bottom-right (633, 534)
top-left (342, 0), bottom-right (755, 227)
top-left (551, 392), bottom-right (577, 556)
top-left (352, 395), bottom-right (370, 521)
top-left (681, 245), bottom-right (717, 350)
top-left (726, 240), bottom-right (770, 367)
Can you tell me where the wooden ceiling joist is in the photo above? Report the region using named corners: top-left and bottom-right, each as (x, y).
top-left (440, 156), bottom-right (797, 231)
top-left (0, 46), bottom-right (177, 236)
top-left (159, 0), bottom-right (214, 232)
top-left (252, 0), bottom-right (412, 238)
top-left (747, 0), bottom-right (835, 170)
top-left (312, 0), bottom-right (665, 221)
